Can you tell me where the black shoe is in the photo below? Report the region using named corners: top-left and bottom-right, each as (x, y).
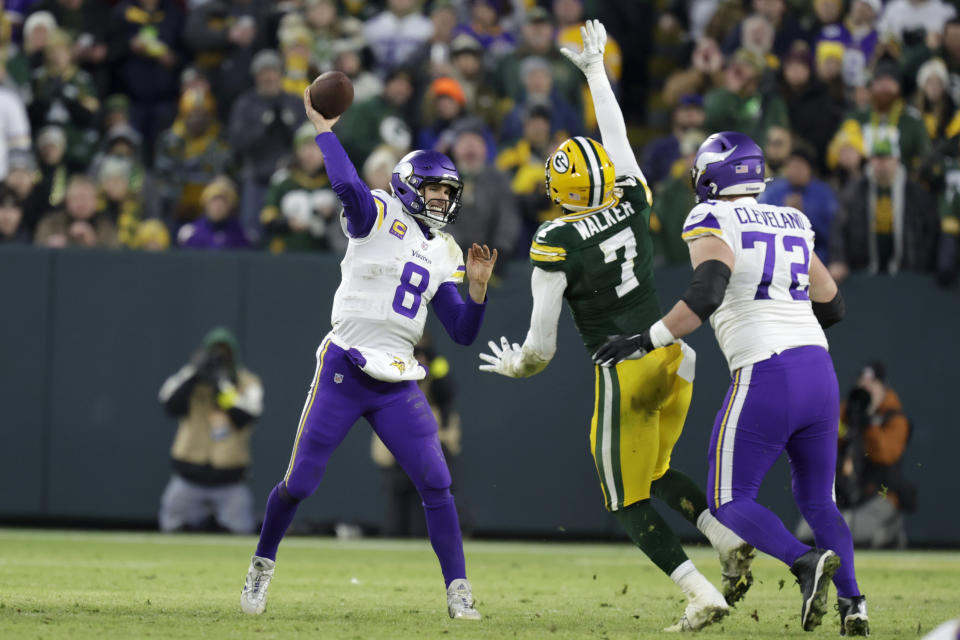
top-left (790, 548), bottom-right (841, 631)
top-left (838, 595), bottom-right (869, 636)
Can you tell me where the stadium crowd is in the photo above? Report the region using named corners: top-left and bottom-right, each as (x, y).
top-left (0, 0), bottom-right (957, 284)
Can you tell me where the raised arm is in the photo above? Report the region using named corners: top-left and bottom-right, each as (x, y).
top-left (478, 266), bottom-right (567, 378)
top-left (561, 20), bottom-right (642, 179)
top-left (302, 88), bottom-right (379, 238)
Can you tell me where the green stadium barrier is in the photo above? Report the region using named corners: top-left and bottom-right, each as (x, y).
top-left (0, 247), bottom-right (956, 544)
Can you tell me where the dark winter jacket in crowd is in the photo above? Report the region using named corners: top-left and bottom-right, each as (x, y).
top-left (106, 0), bottom-right (185, 103)
top-left (227, 88), bottom-right (305, 184)
top-left (831, 167), bottom-right (939, 274)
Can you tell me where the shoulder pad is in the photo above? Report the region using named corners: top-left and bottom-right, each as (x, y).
top-left (682, 202), bottom-right (726, 241)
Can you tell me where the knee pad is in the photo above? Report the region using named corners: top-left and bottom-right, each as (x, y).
top-left (419, 486), bottom-right (452, 509)
top-left (277, 481), bottom-right (304, 504)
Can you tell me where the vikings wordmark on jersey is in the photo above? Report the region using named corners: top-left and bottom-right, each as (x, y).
top-left (327, 189), bottom-right (465, 382)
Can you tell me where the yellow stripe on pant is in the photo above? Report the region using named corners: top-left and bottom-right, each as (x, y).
top-left (589, 343), bottom-right (694, 511)
top-left (713, 368), bottom-right (741, 509)
top-left (284, 340), bottom-right (331, 482)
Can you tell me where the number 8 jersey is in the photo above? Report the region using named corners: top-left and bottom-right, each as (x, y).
top-left (530, 177), bottom-right (661, 354)
top-left (681, 197), bottom-right (827, 373)
top-left (328, 189), bottom-right (466, 382)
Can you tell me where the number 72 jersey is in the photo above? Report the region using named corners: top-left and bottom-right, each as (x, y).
top-left (681, 198), bottom-right (827, 373)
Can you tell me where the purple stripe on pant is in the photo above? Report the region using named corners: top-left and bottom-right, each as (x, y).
top-left (256, 340), bottom-right (466, 587)
top-left (706, 345), bottom-right (860, 598)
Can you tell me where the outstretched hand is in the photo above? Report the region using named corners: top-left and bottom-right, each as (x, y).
top-left (478, 336), bottom-right (524, 378)
top-left (466, 243), bottom-right (497, 285)
top-left (560, 19), bottom-right (607, 75)
top-left (302, 87), bottom-right (340, 135)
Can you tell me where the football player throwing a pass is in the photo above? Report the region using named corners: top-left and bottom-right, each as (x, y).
top-left (478, 20), bottom-right (753, 632)
top-left (240, 87), bottom-right (497, 620)
top-left (594, 131), bottom-right (869, 636)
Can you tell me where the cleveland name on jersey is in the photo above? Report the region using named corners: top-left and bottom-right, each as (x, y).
top-left (681, 197), bottom-right (827, 372)
top-left (326, 189), bottom-right (465, 382)
top-left (530, 178), bottom-right (660, 353)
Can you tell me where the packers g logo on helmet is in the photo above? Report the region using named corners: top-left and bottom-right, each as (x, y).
top-left (545, 137), bottom-right (616, 211)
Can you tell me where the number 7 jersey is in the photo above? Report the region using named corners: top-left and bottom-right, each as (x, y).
top-left (681, 197), bottom-right (827, 373)
top-left (530, 178), bottom-right (661, 354)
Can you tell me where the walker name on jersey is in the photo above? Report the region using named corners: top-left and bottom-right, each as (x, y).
top-left (733, 206), bottom-right (807, 231)
top-left (570, 200), bottom-right (637, 240)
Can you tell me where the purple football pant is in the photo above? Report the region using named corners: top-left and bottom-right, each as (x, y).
top-left (255, 339), bottom-right (466, 587)
top-left (706, 346), bottom-right (860, 598)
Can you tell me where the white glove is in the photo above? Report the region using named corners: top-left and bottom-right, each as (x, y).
top-left (560, 19), bottom-right (607, 76)
top-left (478, 336), bottom-right (525, 378)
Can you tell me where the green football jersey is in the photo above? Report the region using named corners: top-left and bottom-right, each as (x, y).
top-left (530, 177), bottom-right (662, 354)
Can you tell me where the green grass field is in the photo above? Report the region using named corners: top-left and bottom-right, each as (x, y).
top-left (0, 529), bottom-right (957, 639)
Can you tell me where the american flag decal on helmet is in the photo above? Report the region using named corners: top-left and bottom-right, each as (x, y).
top-left (735, 165), bottom-right (748, 173)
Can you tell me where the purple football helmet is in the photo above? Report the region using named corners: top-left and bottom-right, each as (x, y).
top-left (391, 150), bottom-right (463, 228)
top-left (690, 131), bottom-right (766, 203)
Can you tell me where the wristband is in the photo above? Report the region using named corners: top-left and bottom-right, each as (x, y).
top-left (649, 319), bottom-right (676, 349)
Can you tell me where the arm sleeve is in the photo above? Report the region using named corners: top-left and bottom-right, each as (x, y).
top-left (517, 267), bottom-right (567, 374)
top-left (314, 132), bottom-right (380, 238)
top-left (584, 69), bottom-right (643, 180)
top-left (430, 281), bottom-right (487, 346)
top-left (158, 365), bottom-right (199, 417)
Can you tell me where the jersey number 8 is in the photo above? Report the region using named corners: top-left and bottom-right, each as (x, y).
top-left (392, 262), bottom-right (430, 318)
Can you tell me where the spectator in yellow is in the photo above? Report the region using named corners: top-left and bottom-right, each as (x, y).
top-left (96, 156), bottom-right (141, 247)
top-left (495, 103), bottom-right (560, 248)
top-left (154, 87), bottom-right (232, 224)
top-left (131, 219), bottom-right (170, 251)
top-left (279, 23), bottom-right (313, 97)
top-left (554, 0), bottom-right (622, 132)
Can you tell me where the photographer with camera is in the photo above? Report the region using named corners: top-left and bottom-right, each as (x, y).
top-left (157, 327), bottom-right (263, 533)
top-left (838, 361), bottom-right (915, 547)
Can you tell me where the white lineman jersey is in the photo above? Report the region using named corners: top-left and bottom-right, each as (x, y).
top-left (682, 196), bottom-right (827, 373)
top-left (327, 189), bottom-right (465, 382)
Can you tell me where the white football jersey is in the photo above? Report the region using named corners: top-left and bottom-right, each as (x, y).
top-left (682, 196), bottom-right (827, 373)
top-left (325, 189), bottom-right (465, 382)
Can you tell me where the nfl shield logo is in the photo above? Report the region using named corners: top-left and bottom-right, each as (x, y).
top-left (333, 373), bottom-right (344, 384)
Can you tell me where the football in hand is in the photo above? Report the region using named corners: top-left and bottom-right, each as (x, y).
top-left (309, 71), bottom-right (354, 119)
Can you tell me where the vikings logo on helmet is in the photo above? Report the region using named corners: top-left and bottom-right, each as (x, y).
top-left (690, 132), bottom-right (766, 203)
top-left (391, 150), bottom-right (464, 228)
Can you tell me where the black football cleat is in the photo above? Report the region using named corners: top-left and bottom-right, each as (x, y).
top-left (790, 548), bottom-right (841, 631)
top-left (838, 595), bottom-right (869, 636)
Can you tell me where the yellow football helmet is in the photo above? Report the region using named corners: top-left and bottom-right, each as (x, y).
top-left (545, 136), bottom-right (617, 211)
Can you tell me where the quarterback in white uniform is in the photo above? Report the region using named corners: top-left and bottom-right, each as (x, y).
top-left (594, 131), bottom-right (869, 636)
top-left (240, 87), bottom-right (497, 622)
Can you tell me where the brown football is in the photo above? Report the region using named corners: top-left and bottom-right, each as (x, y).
top-left (309, 71), bottom-right (354, 119)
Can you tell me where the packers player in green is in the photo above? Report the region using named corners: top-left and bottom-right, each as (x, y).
top-left (478, 20), bottom-right (753, 632)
